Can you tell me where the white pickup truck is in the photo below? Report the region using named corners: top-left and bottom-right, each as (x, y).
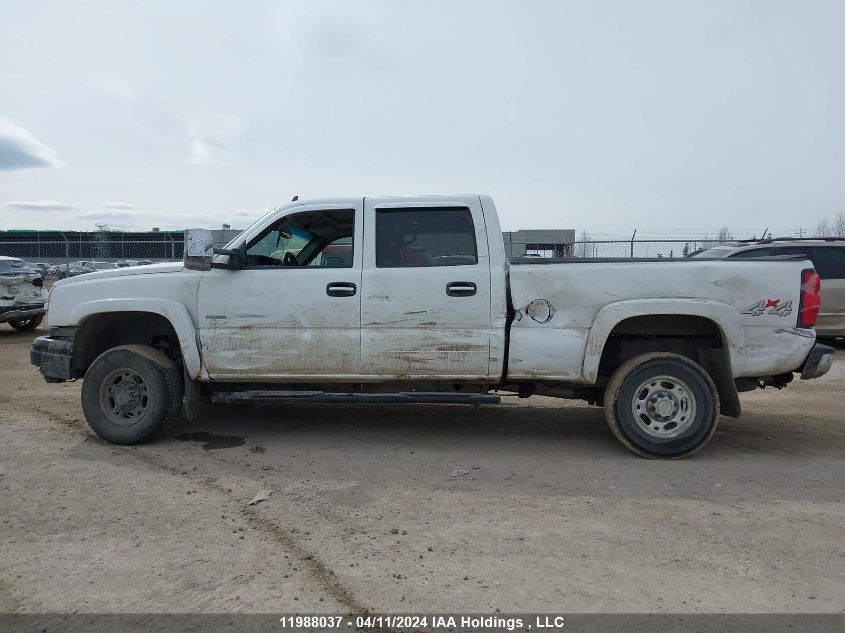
top-left (31, 195), bottom-right (834, 458)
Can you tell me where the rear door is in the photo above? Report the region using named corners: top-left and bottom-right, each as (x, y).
top-left (360, 196), bottom-right (493, 379)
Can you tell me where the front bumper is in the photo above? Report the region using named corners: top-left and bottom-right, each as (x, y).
top-left (30, 336), bottom-right (74, 383)
top-left (0, 304), bottom-right (46, 323)
top-left (799, 343), bottom-right (835, 380)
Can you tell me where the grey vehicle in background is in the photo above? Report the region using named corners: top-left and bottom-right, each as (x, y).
top-left (0, 256), bottom-right (47, 331)
top-left (56, 264), bottom-right (95, 279)
top-left (27, 263), bottom-right (49, 278)
top-left (694, 237), bottom-right (845, 339)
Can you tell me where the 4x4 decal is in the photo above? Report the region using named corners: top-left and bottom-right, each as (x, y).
top-left (742, 299), bottom-right (793, 317)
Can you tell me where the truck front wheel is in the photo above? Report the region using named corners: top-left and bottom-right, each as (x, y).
top-left (604, 352), bottom-right (719, 459)
top-left (81, 345), bottom-right (183, 444)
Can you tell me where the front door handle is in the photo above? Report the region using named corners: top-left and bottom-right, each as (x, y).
top-left (446, 281), bottom-right (477, 297)
top-left (326, 282), bottom-right (357, 297)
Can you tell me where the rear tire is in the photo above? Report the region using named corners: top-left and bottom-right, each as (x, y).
top-left (604, 352), bottom-right (719, 459)
top-left (9, 315), bottom-right (43, 331)
top-left (81, 345), bottom-right (183, 444)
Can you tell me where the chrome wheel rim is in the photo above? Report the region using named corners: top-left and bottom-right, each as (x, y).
top-left (100, 368), bottom-right (150, 427)
top-left (631, 375), bottom-right (697, 438)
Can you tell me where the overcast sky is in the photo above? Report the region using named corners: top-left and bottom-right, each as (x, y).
top-left (1, 0), bottom-right (843, 233)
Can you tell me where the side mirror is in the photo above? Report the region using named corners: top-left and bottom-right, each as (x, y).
top-left (184, 228), bottom-right (214, 271)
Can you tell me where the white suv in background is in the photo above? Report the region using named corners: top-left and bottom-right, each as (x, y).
top-left (695, 238), bottom-right (845, 339)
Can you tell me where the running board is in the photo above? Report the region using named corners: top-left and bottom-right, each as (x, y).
top-left (211, 390), bottom-right (500, 405)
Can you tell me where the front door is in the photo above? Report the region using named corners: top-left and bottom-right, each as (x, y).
top-left (360, 196), bottom-right (493, 379)
top-left (198, 203), bottom-right (363, 380)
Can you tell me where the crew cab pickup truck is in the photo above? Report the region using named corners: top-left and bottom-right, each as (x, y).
top-left (31, 195), bottom-right (834, 458)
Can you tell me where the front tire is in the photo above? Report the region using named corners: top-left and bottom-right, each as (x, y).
top-left (604, 352), bottom-right (719, 459)
top-left (9, 314), bottom-right (43, 331)
top-left (81, 345), bottom-right (183, 444)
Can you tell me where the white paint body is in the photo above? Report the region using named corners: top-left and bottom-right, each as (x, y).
top-left (46, 196), bottom-right (817, 384)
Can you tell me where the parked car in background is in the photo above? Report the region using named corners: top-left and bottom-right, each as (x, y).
top-left (0, 256), bottom-right (47, 330)
top-left (57, 264), bottom-right (95, 279)
top-left (694, 238), bottom-right (845, 339)
top-left (78, 261), bottom-right (115, 271)
top-left (27, 263), bottom-right (49, 278)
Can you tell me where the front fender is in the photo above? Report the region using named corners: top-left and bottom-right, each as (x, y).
top-left (581, 298), bottom-right (745, 383)
top-left (71, 298), bottom-right (203, 378)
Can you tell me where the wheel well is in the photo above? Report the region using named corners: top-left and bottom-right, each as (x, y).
top-left (71, 312), bottom-right (182, 378)
top-left (598, 314), bottom-right (740, 417)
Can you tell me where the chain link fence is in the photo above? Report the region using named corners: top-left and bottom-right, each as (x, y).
top-left (0, 233), bottom-right (184, 273)
top-left (512, 228), bottom-right (808, 259)
top-left (0, 228), bottom-right (811, 269)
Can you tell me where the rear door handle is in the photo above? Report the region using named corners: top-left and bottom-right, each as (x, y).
top-left (326, 282), bottom-right (357, 297)
top-left (446, 281), bottom-right (477, 297)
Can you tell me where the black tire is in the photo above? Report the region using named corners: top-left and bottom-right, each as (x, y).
top-left (81, 345), bottom-right (183, 444)
top-left (604, 352), bottom-right (719, 459)
top-left (9, 314), bottom-right (43, 331)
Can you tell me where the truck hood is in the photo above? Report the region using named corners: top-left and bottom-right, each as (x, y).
top-left (53, 262), bottom-right (185, 287)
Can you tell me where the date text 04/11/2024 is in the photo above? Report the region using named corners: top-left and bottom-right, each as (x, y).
top-left (277, 615), bottom-right (567, 630)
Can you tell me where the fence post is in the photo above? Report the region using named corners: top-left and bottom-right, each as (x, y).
top-left (630, 229), bottom-right (637, 258)
top-left (62, 233), bottom-right (70, 275)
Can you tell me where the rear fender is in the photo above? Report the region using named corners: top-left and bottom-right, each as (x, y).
top-left (582, 298), bottom-right (744, 383)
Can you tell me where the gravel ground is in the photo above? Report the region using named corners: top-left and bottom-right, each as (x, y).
top-left (1, 326), bottom-right (843, 614)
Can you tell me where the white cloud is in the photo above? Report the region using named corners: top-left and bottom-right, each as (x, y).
top-left (0, 117), bottom-right (63, 170)
top-left (102, 202), bottom-right (139, 210)
top-left (86, 71), bottom-right (133, 99)
top-left (5, 200), bottom-right (75, 212)
top-left (185, 112), bottom-right (246, 165)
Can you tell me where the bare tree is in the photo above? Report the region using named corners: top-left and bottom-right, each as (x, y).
top-left (816, 211), bottom-right (845, 237)
top-left (701, 226), bottom-right (734, 249)
top-left (575, 231), bottom-right (594, 258)
top-left (716, 226), bottom-right (734, 242)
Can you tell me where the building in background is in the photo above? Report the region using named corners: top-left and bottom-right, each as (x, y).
top-left (502, 229), bottom-right (576, 258)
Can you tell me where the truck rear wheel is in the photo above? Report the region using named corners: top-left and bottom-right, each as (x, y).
top-left (81, 345), bottom-right (183, 444)
top-left (604, 352), bottom-right (719, 459)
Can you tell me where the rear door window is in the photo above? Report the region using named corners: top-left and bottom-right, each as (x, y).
top-left (375, 207), bottom-right (478, 267)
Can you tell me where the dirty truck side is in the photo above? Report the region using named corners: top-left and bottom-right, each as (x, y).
top-left (30, 195), bottom-right (834, 458)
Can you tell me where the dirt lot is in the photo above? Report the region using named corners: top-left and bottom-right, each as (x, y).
top-left (1, 326), bottom-right (844, 614)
